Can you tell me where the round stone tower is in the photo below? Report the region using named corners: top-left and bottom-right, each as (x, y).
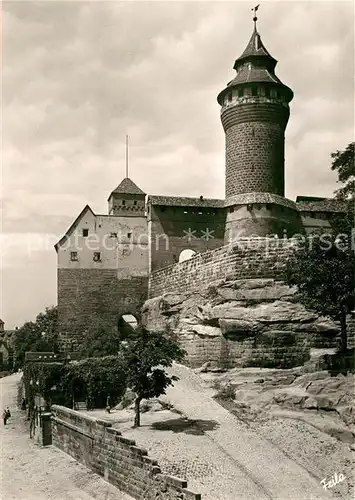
top-left (218, 18), bottom-right (303, 241)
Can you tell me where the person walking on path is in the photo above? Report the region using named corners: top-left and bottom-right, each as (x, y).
top-left (3, 406), bottom-right (10, 425)
top-left (105, 395), bottom-right (111, 414)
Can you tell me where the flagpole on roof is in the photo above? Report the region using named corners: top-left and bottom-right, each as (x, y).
top-left (125, 135), bottom-right (129, 178)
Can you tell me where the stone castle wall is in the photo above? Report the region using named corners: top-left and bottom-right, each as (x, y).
top-left (51, 405), bottom-right (201, 500)
top-left (58, 269), bottom-right (148, 350)
top-left (144, 238), bottom-right (343, 370)
top-left (148, 204), bottom-right (226, 272)
top-left (149, 238), bottom-right (296, 299)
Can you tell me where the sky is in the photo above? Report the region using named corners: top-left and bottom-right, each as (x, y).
top-left (1, 0), bottom-right (354, 329)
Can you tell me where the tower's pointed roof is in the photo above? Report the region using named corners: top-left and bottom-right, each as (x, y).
top-left (234, 27), bottom-right (276, 69)
top-left (217, 23), bottom-right (293, 105)
top-left (110, 177), bottom-right (145, 196)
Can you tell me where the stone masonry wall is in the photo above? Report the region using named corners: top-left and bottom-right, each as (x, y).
top-left (225, 122), bottom-right (285, 198)
top-left (51, 405), bottom-right (201, 500)
top-left (149, 238), bottom-right (296, 299)
top-left (58, 269), bottom-right (148, 350)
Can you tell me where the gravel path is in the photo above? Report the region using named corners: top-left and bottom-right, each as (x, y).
top-left (159, 363), bottom-right (335, 500)
top-left (0, 374), bottom-right (133, 500)
top-left (89, 364), bottom-right (338, 500)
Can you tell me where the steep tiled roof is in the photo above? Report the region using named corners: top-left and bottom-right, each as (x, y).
top-left (234, 29), bottom-right (276, 66)
top-left (225, 192), bottom-right (298, 210)
top-left (228, 65), bottom-right (282, 86)
top-left (148, 195), bottom-right (225, 208)
top-left (110, 178), bottom-right (145, 195)
top-left (297, 199), bottom-right (347, 213)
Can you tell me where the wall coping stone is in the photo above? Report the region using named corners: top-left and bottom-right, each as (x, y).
top-left (53, 416), bottom-right (94, 440)
top-left (51, 405), bottom-right (112, 427)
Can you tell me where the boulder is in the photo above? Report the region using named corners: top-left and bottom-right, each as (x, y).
top-left (210, 300), bottom-right (317, 324)
top-left (219, 318), bottom-right (261, 338)
top-left (190, 325), bottom-right (222, 338)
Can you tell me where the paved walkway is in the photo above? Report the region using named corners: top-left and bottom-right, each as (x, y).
top-left (0, 374), bottom-right (132, 500)
top-left (160, 363), bottom-right (333, 500)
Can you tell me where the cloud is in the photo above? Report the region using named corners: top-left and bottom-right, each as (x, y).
top-left (1, 1), bottom-right (354, 327)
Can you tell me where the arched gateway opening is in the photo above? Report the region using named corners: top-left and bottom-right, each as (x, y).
top-left (179, 249), bottom-right (196, 263)
top-left (118, 314), bottom-right (138, 340)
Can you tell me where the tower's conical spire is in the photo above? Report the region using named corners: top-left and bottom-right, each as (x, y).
top-left (217, 11), bottom-right (293, 105)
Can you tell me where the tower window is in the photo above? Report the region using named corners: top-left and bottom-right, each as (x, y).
top-left (259, 86), bottom-right (265, 97)
top-left (264, 87), bottom-right (270, 97)
top-left (93, 252), bottom-right (101, 262)
top-left (252, 87), bottom-right (258, 97)
top-left (134, 200), bottom-right (137, 206)
top-left (228, 93), bottom-right (232, 102)
top-left (122, 200), bottom-right (126, 205)
top-left (70, 252), bottom-right (78, 261)
top-left (238, 88), bottom-right (243, 97)
top-left (82, 228), bottom-right (89, 237)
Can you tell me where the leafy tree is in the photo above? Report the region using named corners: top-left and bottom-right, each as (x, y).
top-left (13, 306), bottom-right (58, 369)
top-left (330, 142), bottom-right (354, 235)
top-left (286, 143), bottom-right (355, 354)
top-left (123, 328), bottom-right (186, 427)
top-left (79, 327), bottom-right (123, 358)
top-left (331, 142), bottom-right (355, 201)
top-left (286, 239), bottom-right (354, 352)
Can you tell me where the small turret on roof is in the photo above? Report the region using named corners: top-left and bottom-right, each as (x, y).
top-left (109, 178), bottom-right (145, 197)
top-left (108, 178), bottom-right (146, 217)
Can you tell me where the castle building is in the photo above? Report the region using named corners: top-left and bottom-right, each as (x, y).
top-left (55, 20), bottom-right (346, 349)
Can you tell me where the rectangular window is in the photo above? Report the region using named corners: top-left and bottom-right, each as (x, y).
top-left (93, 252), bottom-right (101, 262)
top-left (127, 232), bottom-right (132, 238)
top-left (70, 252), bottom-right (78, 261)
top-left (251, 87), bottom-right (258, 97)
top-left (122, 200), bottom-right (125, 205)
top-left (82, 228), bottom-right (89, 237)
top-left (238, 88), bottom-right (243, 97)
top-left (134, 201), bottom-right (137, 206)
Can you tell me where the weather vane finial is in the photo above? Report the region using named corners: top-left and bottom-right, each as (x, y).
top-left (251, 4), bottom-right (260, 31)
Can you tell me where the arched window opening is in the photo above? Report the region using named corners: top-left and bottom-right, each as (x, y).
top-left (179, 249), bottom-right (196, 263)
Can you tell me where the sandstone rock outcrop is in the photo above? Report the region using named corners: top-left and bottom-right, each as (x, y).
top-left (142, 278), bottom-right (340, 369)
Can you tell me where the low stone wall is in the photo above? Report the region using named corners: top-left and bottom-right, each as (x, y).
top-left (149, 238), bottom-right (297, 299)
top-left (51, 405), bottom-right (201, 500)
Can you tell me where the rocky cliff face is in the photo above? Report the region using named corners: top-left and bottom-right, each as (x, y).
top-left (142, 278), bottom-right (340, 369)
